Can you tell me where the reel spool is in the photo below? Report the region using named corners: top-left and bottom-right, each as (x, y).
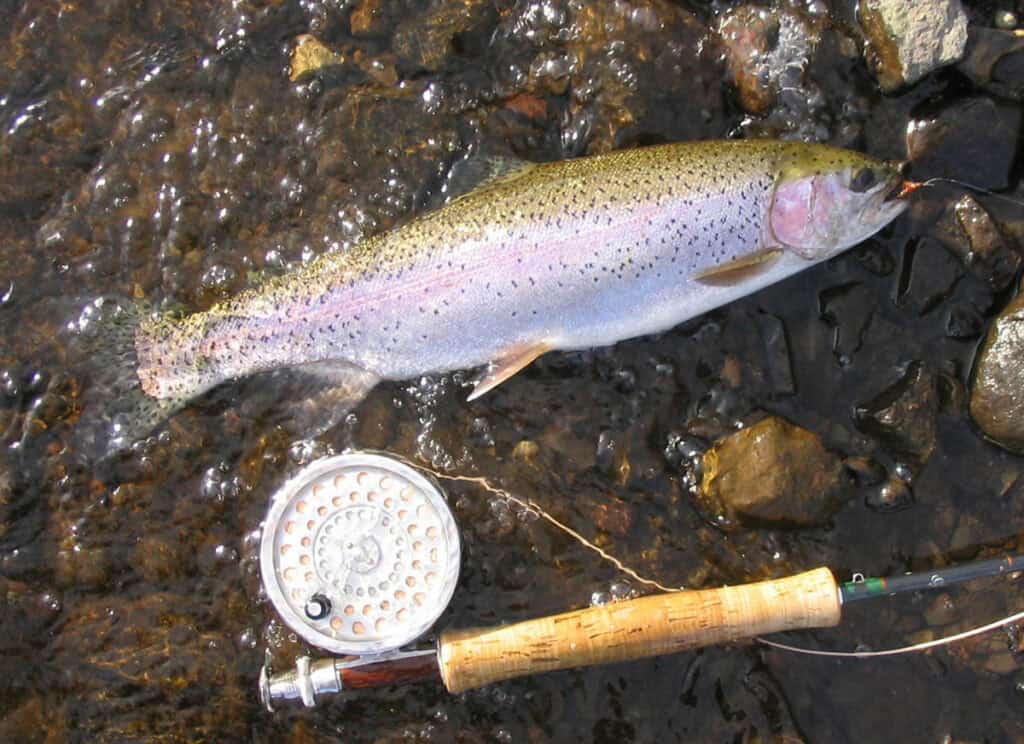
top-left (260, 453), bottom-right (461, 656)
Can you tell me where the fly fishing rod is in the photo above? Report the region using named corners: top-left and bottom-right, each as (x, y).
top-left (257, 453), bottom-right (1023, 710)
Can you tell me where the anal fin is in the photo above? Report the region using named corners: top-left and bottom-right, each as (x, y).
top-left (468, 341), bottom-right (550, 402)
top-left (693, 248), bottom-right (783, 286)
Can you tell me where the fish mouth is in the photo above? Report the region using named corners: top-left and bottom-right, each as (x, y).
top-left (886, 178), bottom-right (923, 201)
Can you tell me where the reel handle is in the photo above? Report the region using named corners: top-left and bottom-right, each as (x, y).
top-left (437, 567), bottom-right (841, 693)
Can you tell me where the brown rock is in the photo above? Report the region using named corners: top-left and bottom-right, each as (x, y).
top-left (970, 282), bottom-right (1024, 452)
top-left (697, 416), bottom-right (844, 529)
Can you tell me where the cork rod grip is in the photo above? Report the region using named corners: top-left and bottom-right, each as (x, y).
top-left (437, 567), bottom-right (841, 693)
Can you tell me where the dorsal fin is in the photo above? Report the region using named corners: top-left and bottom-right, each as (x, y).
top-left (440, 150), bottom-right (536, 206)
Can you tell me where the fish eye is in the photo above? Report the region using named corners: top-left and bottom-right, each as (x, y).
top-left (850, 167), bottom-right (878, 193)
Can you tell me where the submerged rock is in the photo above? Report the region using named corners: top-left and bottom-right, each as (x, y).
top-left (970, 281), bottom-right (1024, 452)
top-left (717, 5), bottom-right (821, 115)
top-left (906, 96), bottom-right (1021, 191)
top-left (697, 416), bottom-right (844, 530)
top-left (859, 0), bottom-right (969, 91)
top-left (854, 361), bottom-right (938, 465)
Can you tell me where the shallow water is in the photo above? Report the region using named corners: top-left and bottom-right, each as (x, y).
top-left (1, 0), bottom-right (1023, 741)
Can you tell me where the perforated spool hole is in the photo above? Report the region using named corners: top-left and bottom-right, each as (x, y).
top-left (260, 453), bottom-right (460, 655)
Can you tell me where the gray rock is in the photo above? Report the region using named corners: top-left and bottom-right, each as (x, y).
top-left (970, 281), bottom-right (1024, 453)
top-left (697, 416), bottom-right (844, 529)
top-left (860, 0), bottom-right (969, 91)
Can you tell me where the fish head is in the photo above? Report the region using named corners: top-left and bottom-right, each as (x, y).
top-left (769, 146), bottom-right (907, 261)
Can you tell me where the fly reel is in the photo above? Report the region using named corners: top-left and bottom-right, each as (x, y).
top-left (260, 452), bottom-right (461, 706)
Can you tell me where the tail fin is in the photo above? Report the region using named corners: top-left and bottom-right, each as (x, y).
top-left (70, 297), bottom-right (188, 460)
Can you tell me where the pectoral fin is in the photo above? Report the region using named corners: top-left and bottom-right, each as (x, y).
top-left (692, 248), bottom-right (784, 286)
top-left (468, 341), bottom-right (551, 401)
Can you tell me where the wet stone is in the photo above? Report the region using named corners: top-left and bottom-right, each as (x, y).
top-left (906, 96), bottom-right (1021, 191)
top-left (859, 0), bottom-right (968, 91)
top-left (970, 282), bottom-right (1024, 452)
top-left (289, 34), bottom-right (345, 81)
top-left (393, 0), bottom-right (496, 71)
top-left (897, 238), bottom-right (963, 316)
top-left (754, 312), bottom-right (794, 396)
top-left (854, 361), bottom-right (938, 465)
top-left (958, 27), bottom-right (1024, 100)
top-left (865, 473), bottom-right (914, 511)
top-left (697, 416), bottom-right (845, 530)
top-left (819, 282), bottom-right (875, 365)
top-left (930, 194), bottom-right (1021, 293)
top-left (350, 0), bottom-right (393, 38)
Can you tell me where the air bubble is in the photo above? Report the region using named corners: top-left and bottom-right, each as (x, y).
top-left (280, 544), bottom-right (292, 556)
top-left (426, 526), bottom-right (439, 538)
top-left (350, 491), bottom-right (359, 502)
top-left (353, 621), bottom-right (366, 635)
top-left (284, 567), bottom-right (296, 581)
top-left (331, 617), bottom-right (344, 631)
top-left (368, 491), bottom-right (378, 502)
top-left (357, 471), bottom-right (369, 486)
top-left (396, 608), bottom-right (408, 622)
top-left (317, 506), bottom-right (328, 517)
top-left (344, 604), bottom-right (355, 615)
top-left (379, 475), bottom-right (392, 490)
top-left (296, 500), bottom-right (308, 513)
top-left (405, 576), bottom-right (416, 587)
top-left (414, 592), bottom-right (425, 605)
top-left (301, 537), bottom-right (311, 547)
top-left (332, 496), bottom-right (342, 507)
top-left (300, 555), bottom-right (310, 566)
top-left (362, 604), bottom-right (372, 615)
top-left (375, 618), bottom-right (387, 632)
top-left (285, 521), bottom-right (296, 534)
top-left (425, 572), bottom-right (436, 585)
top-left (407, 524), bottom-right (418, 534)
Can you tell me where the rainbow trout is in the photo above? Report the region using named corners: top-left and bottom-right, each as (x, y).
top-left (79, 140), bottom-right (908, 454)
